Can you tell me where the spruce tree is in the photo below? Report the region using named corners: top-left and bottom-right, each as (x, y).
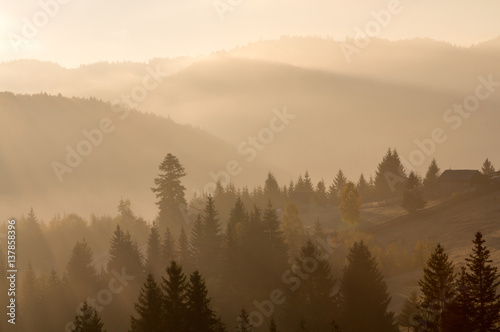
top-left (292, 240), bottom-right (336, 331)
top-left (328, 170), bottom-right (347, 205)
top-left (294, 174), bottom-right (305, 201)
top-left (177, 227), bottom-right (191, 272)
top-left (400, 171), bottom-right (427, 214)
top-left (417, 244), bottom-right (455, 332)
top-left (398, 291), bottom-right (419, 332)
top-left (423, 159), bottom-right (441, 197)
top-left (338, 241), bottom-right (398, 332)
top-left (481, 158), bottom-right (496, 175)
top-left (287, 181), bottom-right (295, 201)
top-left (185, 270), bottom-right (223, 332)
top-left (199, 196), bottom-right (222, 274)
top-left (44, 269), bottom-right (66, 331)
top-left (374, 148), bottom-right (407, 199)
top-left (130, 274), bottom-right (163, 332)
top-left (66, 239), bottom-right (98, 299)
top-left (162, 261), bottom-right (188, 331)
top-left (262, 200), bottom-right (288, 276)
top-left (264, 172), bottom-right (281, 206)
top-left (152, 153), bottom-right (187, 229)
top-left (145, 224), bottom-right (162, 278)
top-left (71, 301), bottom-right (106, 332)
top-left (220, 198), bottom-right (247, 318)
top-left (190, 214), bottom-right (204, 269)
top-left (236, 309), bottom-right (253, 332)
top-left (315, 180), bottom-right (329, 206)
top-left (446, 267), bottom-right (474, 332)
top-left (357, 173), bottom-right (370, 202)
top-left (239, 205), bottom-right (268, 289)
top-left (298, 170), bottom-right (315, 205)
top-left (227, 196), bottom-right (248, 235)
top-left (107, 225), bottom-right (144, 280)
top-left (339, 182), bottom-right (361, 225)
top-left (464, 232), bottom-right (500, 331)
top-left (118, 199), bottom-right (136, 226)
top-left (20, 264), bottom-right (44, 331)
top-left (21, 208), bottom-right (51, 268)
top-left (162, 228), bottom-right (176, 268)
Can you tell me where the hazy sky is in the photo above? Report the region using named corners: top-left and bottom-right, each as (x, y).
top-left (0, 0), bottom-right (499, 67)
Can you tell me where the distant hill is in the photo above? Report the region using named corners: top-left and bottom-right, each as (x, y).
top-left (1, 37), bottom-right (499, 198)
top-left (0, 93), bottom-right (278, 220)
top-left (3, 37), bottom-right (499, 100)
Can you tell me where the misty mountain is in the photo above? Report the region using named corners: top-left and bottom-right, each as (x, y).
top-left (1, 37), bottom-right (499, 196)
top-left (0, 92), bottom-right (279, 220)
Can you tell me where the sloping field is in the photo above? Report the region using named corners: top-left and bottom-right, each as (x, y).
top-left (368, 189), bottom-right (500, 312)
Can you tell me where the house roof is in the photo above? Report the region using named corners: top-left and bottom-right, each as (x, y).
top-left (438, 170), bottom-right (483, 182)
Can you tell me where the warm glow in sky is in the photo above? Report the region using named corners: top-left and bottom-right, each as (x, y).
top-left (0, 0), bottom-right (499, 67)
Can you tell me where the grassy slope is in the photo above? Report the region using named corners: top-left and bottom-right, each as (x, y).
top-left (299, 188), bottom-right (500, 313)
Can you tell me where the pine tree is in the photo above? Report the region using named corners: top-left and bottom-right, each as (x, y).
top-left (417, 244), bottom-right (455, 332)
top-left (190, 214), bottom-right (204, 269)
top-left (315, 180), bottom-right (329, 206)
top-left (177, 227), bottom-right (191, 272)
top-left (130, 274), bottom-right (163, 332)
top-left (400, 172), bottom-right (427, 214)
top-left (423, 159), bottom-right (441, 197)
top-left (374, 148), bottom-right (407, 199)
top-left (20, 264), bottom-right (44, 331)
top-left (301, 171), bottom-right (315, 205)
top-left (357, 173), bottom-right (370, 202)
top-left (185, 270), bottom-right (223, 332)
top-left (145, 224), bottom-right (162, 278)
top-left (446, 267), bottom-right (474, 332)
top-left (105, 226), bottom-right (144, 332)
top-left (236, 309), bottom-right (253, 332)
top-left (338, 241), bottom-right (398, 332)
top-left (162, 228), bottom-right (176, 268)
top-left (162, 261), bottom-right (187, 331)
top-left (152, 153), bottom-right (187, 229)
top-left (227, 196), bottom-right (248, 236)
top-left (107, 225), bottom-right (144, 280)
top-left (199, 196), bottom-right (222, 274)
top-left (328, 170), bottom-right (347, 205)
top-left (398, 291), bottom-right (419, 332)
top-left (71, 301), bottom-right (106, 332)
top-left (21, 208), bottom-right (51, 268)
top-left (262, 200), bottom-right (288, 276)
top-left (220, 197), bottom-right (247, 318)
top-left (481, 158), bottom-right (496, 175)
top-left (118, 199), bottom-right (136, 227)
top-left (339, 182), bottom-right (362, 225)
top-left (287, 180), bottom-right (295, 201)
top-left (292, 240), bottom-right (336, 331)
top-left (264, 172), bottom-right (281, 207)
top-left (44, 269), bottom-right (65, 331)
top-left (239, 205), bottom-right (269, 288)
top-left (66, 239), bottom-right (98, 300)
top-left (464, 232), bottom-right (500, 331)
